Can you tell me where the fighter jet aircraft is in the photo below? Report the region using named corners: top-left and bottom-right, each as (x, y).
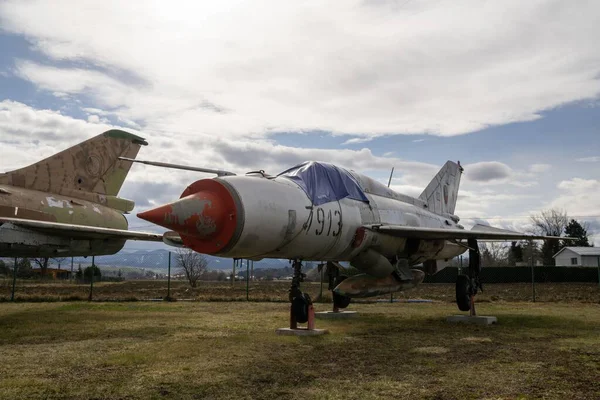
top-left (0, 130), bottom-right (162, 258)
top-left (133, 158), bottom-right (563, 314)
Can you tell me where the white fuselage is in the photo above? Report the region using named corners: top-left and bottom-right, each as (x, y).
top-left (214, 172), bottom-right (466, 265)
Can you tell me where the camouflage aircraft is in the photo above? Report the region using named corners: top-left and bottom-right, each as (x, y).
top-left (0, 130), bottom-right (162, 258)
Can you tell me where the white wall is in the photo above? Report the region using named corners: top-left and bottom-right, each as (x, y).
top-left (554, 248), bottom-right (581, 266)
top-left (581, 255), bottom-right (600, 267)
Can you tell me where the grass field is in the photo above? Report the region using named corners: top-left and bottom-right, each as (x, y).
top-left (1, 301), bottom-right (599, 400)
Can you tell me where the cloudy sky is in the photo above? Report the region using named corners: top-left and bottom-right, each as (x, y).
top-left (0, 0), bottom-right (599, 248)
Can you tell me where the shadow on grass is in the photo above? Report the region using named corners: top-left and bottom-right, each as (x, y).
top-left (201, 311), bottom-right (600, 400)
top-left (0, 307), bottom-right (177, 345)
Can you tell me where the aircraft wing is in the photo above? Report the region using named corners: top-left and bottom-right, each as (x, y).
top-left (365, 223), bottom-right (565, 241)
top-left (0, 217), bottom-right (163, 241)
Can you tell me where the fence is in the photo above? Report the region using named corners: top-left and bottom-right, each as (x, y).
top-left (421, 266), bottom-right (600, 284)
top-left (1, 253), bottom-right (599, 303)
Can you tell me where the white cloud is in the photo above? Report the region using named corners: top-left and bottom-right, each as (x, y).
top-left (548, 178), bottom-right (600, 216)
top-left (0, 100), bottom-right (118, 169)
top-left (87, 115), bottom-right (100, 123)
top-left (0, 99), bottom-right (439, 205)
top-left (464, 162), bottom-right (512, 182)
top-left (341, 137), bottom-right (374, 145)
top-left (576, 156), bottom-right (600, 163)
top-left (454, 189), bottom-right (537, 222)
top-left (461, 161), bottom-right (537, 187)
top-left (529, 163), bottom-right (551, 173)
top-left (2, 101), bottom-right (596, 241)
top-left (557, 178), bottom-right (599, 193)
top-left (1, 0), bottom-right (599, 139)
top-left (546, 178), bottom-right (600, 238)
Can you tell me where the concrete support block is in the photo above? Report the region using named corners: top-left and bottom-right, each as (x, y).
top-left (275, 328), bottom-right (329, 336)
top-left (446, 315), bottom-right (498, 325)
top-left (315, 311), bottom-right (359, 319)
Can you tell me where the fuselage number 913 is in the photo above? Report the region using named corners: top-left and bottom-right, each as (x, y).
top-left (305, 207), bottom-right (341, 237)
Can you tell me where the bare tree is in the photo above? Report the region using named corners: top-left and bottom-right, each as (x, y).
top-left (530, 208), bottom-right (568, 265)
top-left (31, 257), bottom-right (49, 278)
top-left (479, 242), bottom-right (509, 267)
top-left (530, 209), bottom-right (569, 236)
top-left (53, 257), bottom-right (67, 269)
top-left (32, 257), bottom-right (69, 279)
top-left (176, 248), bottom-right (208, 288)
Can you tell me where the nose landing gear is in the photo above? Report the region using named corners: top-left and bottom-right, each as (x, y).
top-left (289, 259), bottom-right (313, 327)
top-left (276, 259), bottom-right (329, 335)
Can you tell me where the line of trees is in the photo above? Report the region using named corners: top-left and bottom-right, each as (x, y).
top-left (0, 257), bottom-right (73, 279)
top-left (0, 258), bottom-right (34, 278)
top-left (479, 208), bottom-right (593, 267)
top-left (0, 258), bottom-right (105, 282)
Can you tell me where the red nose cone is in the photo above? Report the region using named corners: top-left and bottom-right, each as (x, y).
top-left (137, 192), bottom-right (225, 239)
top-left (138, 179), bottom-right (238, 254)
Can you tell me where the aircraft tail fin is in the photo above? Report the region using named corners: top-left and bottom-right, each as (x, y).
top-left (418, 161), bottom-right (463, 215)
top-left (0, 129), bottom-right (147, 197)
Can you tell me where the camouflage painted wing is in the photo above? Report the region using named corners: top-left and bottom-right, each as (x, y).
top-left (365, 223), bottom-right (565, 241)
top-left (0, 217), bottom-right (162, 241)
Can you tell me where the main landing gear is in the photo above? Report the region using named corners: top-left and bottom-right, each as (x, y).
top-left (456, 238), bottom-right (483, 316)
top-left (321, 261), bottom-right (351, 311)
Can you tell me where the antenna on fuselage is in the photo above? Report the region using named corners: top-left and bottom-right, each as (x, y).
top-left (387, 167), bottom-right (395, 188)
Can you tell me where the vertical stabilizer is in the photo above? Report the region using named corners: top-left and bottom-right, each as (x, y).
top-left (0, 129), bottom-right (147, 196)
top-left (419, 161), bottom-right (463, 215)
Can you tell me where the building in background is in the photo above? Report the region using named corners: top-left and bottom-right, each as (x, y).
top-left (553, 247), bottom-right (600, 267)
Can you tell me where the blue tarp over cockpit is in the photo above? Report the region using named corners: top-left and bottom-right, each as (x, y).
top-left (277, 161), bottom-right (369, 206)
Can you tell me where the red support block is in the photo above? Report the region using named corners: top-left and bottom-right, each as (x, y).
top-left (307, 305), bottom-right (315, 330)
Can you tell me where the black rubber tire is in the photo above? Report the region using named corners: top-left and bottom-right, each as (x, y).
top-left (456, 274), bottom-right (471, 312)
top-left (332, 275), bottom-right (351, 309)
top-left (292, 292), bottom-right (310, 323)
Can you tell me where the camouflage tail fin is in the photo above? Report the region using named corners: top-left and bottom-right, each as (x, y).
top-left (0, 129), bottom-right (147, 196)
top-left (419, 161), bottom-right (463, 216)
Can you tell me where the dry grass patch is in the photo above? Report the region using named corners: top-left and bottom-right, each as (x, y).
top-left (0, 302), bottom-right (599, 399)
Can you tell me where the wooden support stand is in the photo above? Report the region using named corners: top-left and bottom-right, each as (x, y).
top-left (277, 260), bottom-right (328, 336)
top-left (276, 305), bottom-right (328, 336)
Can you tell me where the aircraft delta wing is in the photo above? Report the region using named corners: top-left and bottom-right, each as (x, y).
top-left (366, 223), bottom-right (565, 241)
top-left (153, 223), bottom-right (561, 250)
top-left (0, 217), bottom-right (162, 241)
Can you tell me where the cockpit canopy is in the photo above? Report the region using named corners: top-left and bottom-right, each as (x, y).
top-left (278, 161), bottom-right (369, 206)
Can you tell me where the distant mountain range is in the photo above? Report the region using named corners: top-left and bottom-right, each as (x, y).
top-left (71, 249), bottom-right (295, 272)
top-left (3, 249), bottom-right (322, 272)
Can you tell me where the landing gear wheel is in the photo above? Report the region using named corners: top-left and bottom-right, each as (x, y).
top-left (332, 275), bottom-right (351, 309)
top-left (291, 292), bottom-right (311, 323)
top-left (456, 274), bottom-right (471, 312)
